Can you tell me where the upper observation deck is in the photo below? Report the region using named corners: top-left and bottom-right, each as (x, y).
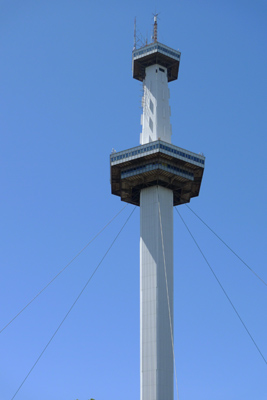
top-left (132, 42), bottom-right (181, 82)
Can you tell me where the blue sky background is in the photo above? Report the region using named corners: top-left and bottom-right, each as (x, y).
top-left (0, 1), bottom-right (267, 399)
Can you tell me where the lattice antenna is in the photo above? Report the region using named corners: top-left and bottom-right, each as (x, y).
top-left (133, 17), bottom-right (147, 49)
top-left (152, 14), bottom-right (158, 43)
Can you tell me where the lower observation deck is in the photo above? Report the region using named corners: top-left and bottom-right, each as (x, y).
top-left (110, 140), bottom-right (205, 206)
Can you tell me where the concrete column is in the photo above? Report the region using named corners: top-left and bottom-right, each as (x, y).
top-left (140, 185), bottom-right (173, 400)
top-left (140, 64), bottom-right (172, 145)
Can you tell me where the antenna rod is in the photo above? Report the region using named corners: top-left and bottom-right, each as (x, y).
top-left (134, 17), bottom-right (137, 50)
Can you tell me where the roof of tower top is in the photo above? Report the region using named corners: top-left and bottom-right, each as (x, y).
top-left (132, 16), bottom-right (181, 82)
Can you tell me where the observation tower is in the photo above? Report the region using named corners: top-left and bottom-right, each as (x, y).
top-left (110, 16), bottom-right (205, 400)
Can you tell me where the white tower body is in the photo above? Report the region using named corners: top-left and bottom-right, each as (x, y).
top-left (140, 185), bottom-right (173, 400)
top-left (140, 64), bottom-right (172, 145)
top-left (140, 56), bottom-right (174, 400)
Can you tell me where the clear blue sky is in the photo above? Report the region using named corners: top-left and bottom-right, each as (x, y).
top-left (1, 1), bottom-right (267, 399)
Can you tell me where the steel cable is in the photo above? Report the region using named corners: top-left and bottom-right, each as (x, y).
top-left (176, 207), bottom-right (267, 365)
top-left (11, 206), bottom-right (136, 399)
top-left (1, 204), bottom-right (128, 334)
top-left (158, 194), bottom-right (180, 400)
top-left (186, 205), bottom-right (267, 287)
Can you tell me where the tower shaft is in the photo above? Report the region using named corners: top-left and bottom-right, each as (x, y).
top-left (140, 61), bottom-right (174, 400)
top-left (140, 185), bottom-right (173, 400)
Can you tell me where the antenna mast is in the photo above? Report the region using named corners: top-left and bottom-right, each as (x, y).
top-left (153, 14), bottom-right (158, 43)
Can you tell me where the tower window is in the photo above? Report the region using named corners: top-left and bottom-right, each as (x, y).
top-left (150, 99), bottom-right (154, 114)
top-left (159, 67), bottom-right (165, 73)
top-left (149, 117), bottom-right (153, 132)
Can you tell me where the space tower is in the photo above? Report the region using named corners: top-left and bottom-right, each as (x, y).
top-left (110, 16), bottom-right (205, 400)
